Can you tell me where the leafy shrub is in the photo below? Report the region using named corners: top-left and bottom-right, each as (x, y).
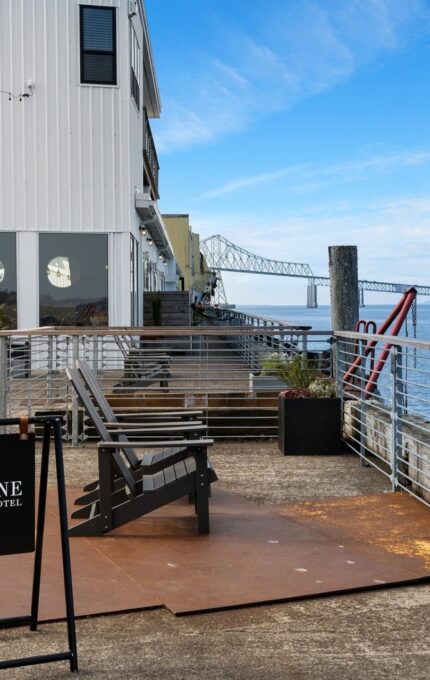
top-left (261, 353), bottom-right (316, 390)
top-left (261, 353), bottom-right (337, 398)
top-left (260, 352), bottom-right (287, 378)
top-left (308, 378), bottom-right (337, 398)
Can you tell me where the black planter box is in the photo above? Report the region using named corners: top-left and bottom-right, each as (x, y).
top-left (278, 396), bottom-right (341, 455)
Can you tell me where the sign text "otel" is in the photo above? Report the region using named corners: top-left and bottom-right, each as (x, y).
top-left (0, 481), bottom-right (23, 508)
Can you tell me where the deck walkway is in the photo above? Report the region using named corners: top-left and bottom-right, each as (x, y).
top-left (0, 441), bottom-right (429, 679)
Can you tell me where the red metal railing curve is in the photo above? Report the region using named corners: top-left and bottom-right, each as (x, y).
top-left (343, 287), bottom-right (417, 397)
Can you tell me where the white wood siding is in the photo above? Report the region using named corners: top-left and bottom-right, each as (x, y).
top-left (0, 0), bottom-right (143, 234)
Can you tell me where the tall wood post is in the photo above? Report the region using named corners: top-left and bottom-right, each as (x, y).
top-left (329, 246), bottom-right (359, 381)
top-left (329, 246), bottom-right (359, 332)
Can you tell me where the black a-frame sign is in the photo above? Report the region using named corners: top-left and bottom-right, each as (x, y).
top-left (0, 416), bottom-right (78, 673)
top-left (0, 432), bottom-right (35, 556)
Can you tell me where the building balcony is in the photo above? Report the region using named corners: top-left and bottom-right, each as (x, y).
top-left (135, 194), bottom-right (174, 261)
top-left (143, 109), bottom-right (160, 199)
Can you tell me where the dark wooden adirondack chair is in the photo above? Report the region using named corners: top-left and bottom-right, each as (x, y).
top-left (65, 368), bottom-right (214, 536)
top-left (113, 335), bottom-right (171, 391)
top-left (72, 436), bottom-right (212, 536)
top-left (69, 361), bottom-right (216, 502)
top-left (77, 358), bottom-right (202, 432)
top-left (66, 366), bottom-right (216, 497)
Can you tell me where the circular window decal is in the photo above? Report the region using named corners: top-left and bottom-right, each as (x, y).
top-left (46, 256), bottom-right (78, 288)
top-left (0, 260), bottom-right (4, 283)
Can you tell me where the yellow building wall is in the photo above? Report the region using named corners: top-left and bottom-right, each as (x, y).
top-left (163, 214), bottom-right (191, 290)
top-left (163, 214), bottom-right (212, 297)
top-left (191, 232), bottom-right (211, 294)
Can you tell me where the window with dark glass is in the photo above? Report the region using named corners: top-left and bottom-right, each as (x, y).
top-left (130, 24), bottom-right (140, 109)
top-left (143, 254), bottom-right (150, 291)
top-left (80, 6), bottom-right (116, 85)
top-left (0, 233), bottom-right (17, 329)
top-left (39, 234), bottom-right (108, 327)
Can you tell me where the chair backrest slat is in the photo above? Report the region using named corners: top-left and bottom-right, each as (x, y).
top-left (76, 360), bottom-right (116, 421)
top-left (66, 368), bottom-right (111, 440)
top-left (65, 368), bottom-right (136, 493)
top-left (65, 368), bottom-right (139, 473)
top-left (76, 360), bottom-right (140, 468)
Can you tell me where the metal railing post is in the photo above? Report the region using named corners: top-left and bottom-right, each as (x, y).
top-left (263, 320), bottom-right (269, 350)
top-left (0, 337), bottom-right (8, 432)
top-left (302, 333), bottom-right (308, 365)
top-left (334, 337), bottom-right (342, 396)
top-left (334, 336), bottom-right (345, 447)
top-left (47, 336), bottom-right (53, 402)
top-left (391, 346), bottom-right (403, 491)
top-left (358, 338), bottom-right (369, 467)
top-left (71, 336), bottom-right (80, 447)
top-left (252, 332), bottom-right (258, 374)
top-left (93, 335), bottom-right (100, 375)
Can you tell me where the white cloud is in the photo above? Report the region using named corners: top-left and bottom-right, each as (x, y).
top-left (201, 167), bottom-right (294, 199)
top-left (201, 148), bottom-right (430, 199)
top-left (153, 0), bottom-right (430, 154)
top-left (193, 189), bottom-right (430, 303)
top-left (211, 59), bottom-right (249, 88)
top-left (154, 101), bottom-right (229, 153)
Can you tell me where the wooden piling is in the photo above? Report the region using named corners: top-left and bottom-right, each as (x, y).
top-left (328, 246), bottom-right (359, 331)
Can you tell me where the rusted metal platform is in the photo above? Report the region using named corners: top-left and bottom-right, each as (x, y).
top-left (0, 489), bottom-right (428, 620)
top-left (275, 492), bottom-right (430, 570)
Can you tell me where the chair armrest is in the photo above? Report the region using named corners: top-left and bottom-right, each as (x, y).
top-left (107, 424), bottom-right (207, 436)
top-left (98, 439), bottom-right (213, 449)
top-left (114, 410), bottom-right (203, 419)
top-left (105, 420), bottom-right (202, 428)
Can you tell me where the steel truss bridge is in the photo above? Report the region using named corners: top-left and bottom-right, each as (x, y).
top-left (200, 234), bottom-right (430, 307)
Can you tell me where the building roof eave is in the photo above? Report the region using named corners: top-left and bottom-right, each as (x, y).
top-left (135, 194), bottom-right (175, 259)
top-left (138, 0), bottom-right (161, 118)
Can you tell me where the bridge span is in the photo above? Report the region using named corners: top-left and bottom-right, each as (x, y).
top-left (200, 235), bottom-right (430, 307)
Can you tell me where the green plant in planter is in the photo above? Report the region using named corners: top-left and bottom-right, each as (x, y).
top-left (260, 352), bottom-right (286, 377)
top-left (276, 359), bottom-right (341, 455)
top-left (261, 353), bottom-right (316, 391)
top-left (308, 378), bottom-right (337, 399)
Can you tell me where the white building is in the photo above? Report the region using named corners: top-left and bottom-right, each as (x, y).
top-left (0, 0), bottom-right (177, 329)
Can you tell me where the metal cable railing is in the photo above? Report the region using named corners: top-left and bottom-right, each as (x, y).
top-left (336, 331), bottom-right (430, 507)
top-left (0, 325), bottom-right (331, 445)
top-left (1, 323), bottom-right (429, 506)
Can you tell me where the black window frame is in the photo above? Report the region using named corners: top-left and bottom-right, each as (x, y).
top-left (80, 5), bottom-right (117, 86)
top-left (0, 232), bottom-right (17, 329)
top-left (39, 233), bottom-right (109, 328)
top-left (130, 23), bottom-right (140, 110)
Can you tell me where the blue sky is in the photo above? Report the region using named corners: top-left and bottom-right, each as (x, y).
top-left (146, 0), bottom-right (430, 305)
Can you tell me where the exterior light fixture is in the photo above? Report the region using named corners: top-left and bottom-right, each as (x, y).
top-left (147, 237), bottom-right (153, 246)
top-left (158, 253), bottom-right (163, 260)
top-left (163, 258), bottom-right (167, 265)
top-left (139, 225), bottom-right (147, 235)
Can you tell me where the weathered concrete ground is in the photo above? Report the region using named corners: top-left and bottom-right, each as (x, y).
top-left (1, 441), bottom-right (429, 679)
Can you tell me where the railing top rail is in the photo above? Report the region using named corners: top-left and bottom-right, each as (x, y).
top-left (334, 330), bottom-right (430, 351)
top-left (0, 325), bottom-right (332, 338)
top-left (220, 309), bottom-right (312, 330)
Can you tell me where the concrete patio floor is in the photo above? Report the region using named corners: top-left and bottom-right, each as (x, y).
top-left (0, 441), bottom-right (429, 679)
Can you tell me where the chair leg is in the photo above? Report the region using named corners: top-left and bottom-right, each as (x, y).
top-left (194, 447), bottom-right (209, 535)
top-left (98, 447), bottom-right (114, 534)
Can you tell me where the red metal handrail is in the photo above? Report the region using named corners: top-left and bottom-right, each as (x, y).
top-left (343, 287), bottom-right (417, 397)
